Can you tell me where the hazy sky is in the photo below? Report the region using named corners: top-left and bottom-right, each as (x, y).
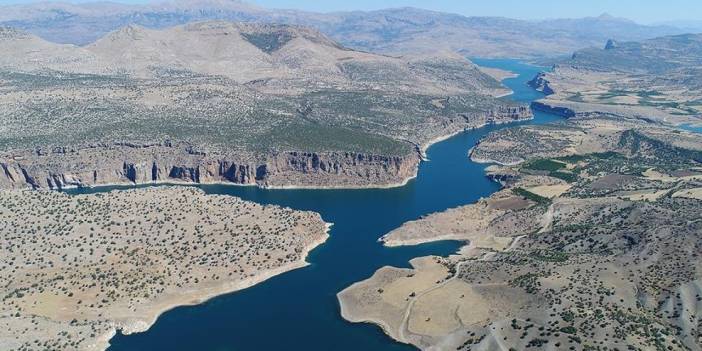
top-left (0, 0), bottom-right (699, 24)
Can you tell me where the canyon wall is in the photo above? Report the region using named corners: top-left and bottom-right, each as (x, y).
top-left (0, 143), bottom-right (420, 190)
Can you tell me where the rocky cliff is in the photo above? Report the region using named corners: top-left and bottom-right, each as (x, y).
top-left (0, 143), bottom-right (420, 190)
top-left (530, 101), bottom-right (576, 118)
top-left (527, 72), bottom-right (554, 95)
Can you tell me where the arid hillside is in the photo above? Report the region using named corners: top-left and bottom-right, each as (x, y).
top-left (0, 1), bottom-right (690, 58)
top-left (0, 21), bottom-right (527, 189)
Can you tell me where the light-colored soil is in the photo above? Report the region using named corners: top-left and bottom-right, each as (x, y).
top-left (672, 187), bottom-right (702, 200)
top-left (340, 116), bottom-right (702, 351)
top-left (524, 184), bottom-right (572, 199)
top-left (0, 187), bottom-right (329, 351)
top-left (477, 67), bottom-right (517, 82)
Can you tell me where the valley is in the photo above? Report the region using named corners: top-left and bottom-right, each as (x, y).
top-left (1, 2), bottom-right (701, 351)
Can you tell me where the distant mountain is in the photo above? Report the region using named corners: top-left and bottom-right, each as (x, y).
top-left (532, 33), bottom-right (702, 126)
top-left (654, 20), bottom-right (702, 33)
top-left (0, 1), bottom-right (690, 58)
top-left (0, 21), bottom-right (503, 95)
top-left (568, 33), bottom-right (702, 75)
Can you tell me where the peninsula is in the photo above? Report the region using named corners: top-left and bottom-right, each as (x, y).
top-left (339, 115), bottom-right (702, 350)
top-left (0, 187), bottom-right (328, 351)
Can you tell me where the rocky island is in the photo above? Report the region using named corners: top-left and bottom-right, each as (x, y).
top-left (0, 186), bottom-right (329, 351)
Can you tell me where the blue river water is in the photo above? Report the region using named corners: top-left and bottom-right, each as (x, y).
top-left (681, 124), bottom-right (702, 134)
top-left (69, 59), bottom-right (562, 351)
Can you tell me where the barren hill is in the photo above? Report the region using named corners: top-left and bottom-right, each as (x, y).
top-left (0, 21), bottom-right (527, 190)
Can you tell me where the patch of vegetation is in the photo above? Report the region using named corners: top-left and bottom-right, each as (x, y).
top-left (590, 151), bottom-right (622, 160)
top-left (523, 158), bottom-right (566, 172)
top-left (512, 188), bottom-right (552, 205)
top-left (561, 311), bottom-right (575, 322)
top-left (530, 250), bottom-right (569, 263)
top-left (241, 31), bottom-right (294, 53)
top-left (549, 170), bottom-right (578, 183)
top-left (619, 130), bottom-right (702, 164)
top-left (559, 326), bottom-right (577, 334)
top-left (510, 273), bottom-right (542, 294)
top-left (558, 154), bottom-right (586, 163)
top-left (526, 338), bottom-right (548, 347)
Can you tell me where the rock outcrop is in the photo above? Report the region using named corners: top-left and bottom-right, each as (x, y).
top-left (468, 105), bottom-right (532, 122)
top-left (0, 143), bottom-right (420, 190)
top-left (604, 38), bottom-right (618, 50)
top-left (527, 72), bottom-right (554, 95)
top-left (530, 101), bottom-right (576, 117)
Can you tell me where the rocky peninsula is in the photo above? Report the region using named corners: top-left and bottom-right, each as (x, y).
top-left (339, 115), bottom-right (702, 350)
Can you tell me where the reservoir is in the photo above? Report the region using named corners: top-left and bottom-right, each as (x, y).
top-left (71, 59), bottom-right (563, 351)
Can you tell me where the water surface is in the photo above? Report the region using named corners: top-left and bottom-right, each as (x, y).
top-left (70, 59), bottom-right (561, 351)
top-left (680, 123), bottom-right (702, 134)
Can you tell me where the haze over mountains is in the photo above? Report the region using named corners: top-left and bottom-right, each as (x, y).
top-left (527, 32), bottom-right (702, 129)
top-left (0, 0), bottom-right (695, 58)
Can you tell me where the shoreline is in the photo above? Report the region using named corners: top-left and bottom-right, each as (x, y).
top-left (418, 115), bottom-right (534, 160)
top-left (468, 152), bottom-right (524, 166)
top-left (36, 117), bottom-right (532, 195)
top-left (379, 233), bottom-right (468, 248)
top-left (101, 222), bottom-right (332, 351)
top-left (339, 225), bottom-right (527, 347)
top-left (49, 174), bottom-right (420, 193)
top-left (337, 285), bottom-right (412, 346)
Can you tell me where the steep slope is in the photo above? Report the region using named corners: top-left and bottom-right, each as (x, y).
top-left (0, 22), bottom-right (527, 190)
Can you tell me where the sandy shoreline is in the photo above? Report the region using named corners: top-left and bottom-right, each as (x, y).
top-left (469, 153), bottom-right (524, 166)
top-left (50, 175), bottom-right (420, 192)
top-left (379, 233), bottom-right (468, 248)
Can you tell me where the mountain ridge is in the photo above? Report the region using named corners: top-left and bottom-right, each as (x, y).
top-left (0, 1), bottom-right (692, 57)
top-left (0, 19), bottom-right (527, 190)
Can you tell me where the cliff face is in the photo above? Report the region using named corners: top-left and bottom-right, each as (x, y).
top-left (527, 72), bottom-right (554, 95)
top-left (460, 105), bottom-right (532, 126)
top-left (530, 101), bottom-right (576, 118)
top-left (487, 105), bottom-right (532, 120)
top-left (0, 143), bottom-right (420, 190)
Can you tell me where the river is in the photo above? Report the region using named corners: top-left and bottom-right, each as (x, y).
top-left (68, 59), bottom-right (563, 351)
